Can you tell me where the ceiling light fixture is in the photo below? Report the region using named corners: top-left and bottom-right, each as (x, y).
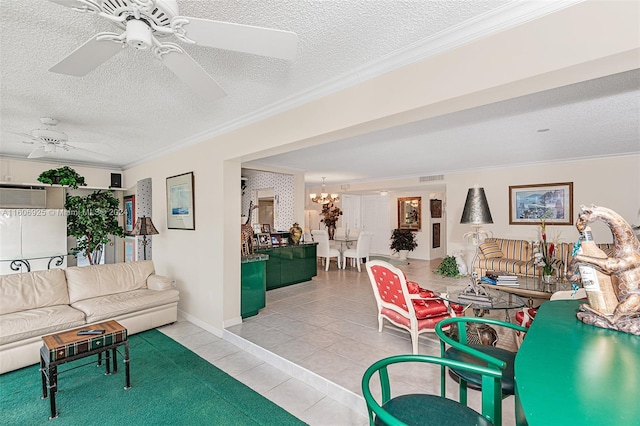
top-left (309, 177), bottom-right (339, 204)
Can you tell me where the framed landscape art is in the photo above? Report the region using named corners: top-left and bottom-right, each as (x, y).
top-left (166, 172), bottom-right (195, 230)
top-left (509, 182), bottom-right (573, 225)
top-left (123, 195), bottom-right (135, 235)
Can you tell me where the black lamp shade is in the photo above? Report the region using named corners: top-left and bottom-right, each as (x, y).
top-left (460, 187), bottom-right (493, 225)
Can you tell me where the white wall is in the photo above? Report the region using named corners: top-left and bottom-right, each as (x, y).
top-left (445, 155), bottom-right (640, 266)
top-left (0, 158), bottom-right (125, 189)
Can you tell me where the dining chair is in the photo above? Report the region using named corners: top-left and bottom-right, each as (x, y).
top-left (311, 229), bottom-right (341, 271)
top-left (342, 231), bottom-right (373, 272)
top-left (365, 260), bottom-right (454, 354)
top-left (435, 316), bottom-right (528, 426)
top-left (362, 354), bottom-right (500, 426)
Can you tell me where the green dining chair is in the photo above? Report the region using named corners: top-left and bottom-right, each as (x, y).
top-left (362, 354), bottom-right (502, 426)
top-left (435, 316), bottom-right (529, 426)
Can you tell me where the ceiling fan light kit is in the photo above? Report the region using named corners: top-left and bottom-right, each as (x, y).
top-left (47, 0), bottom-right (298, 101)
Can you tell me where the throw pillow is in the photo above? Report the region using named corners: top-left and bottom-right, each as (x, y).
top-left (479, 241), bottom-right (503, 258)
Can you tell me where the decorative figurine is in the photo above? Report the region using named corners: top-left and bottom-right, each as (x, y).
top-left (241, 201), bottom-right (258, 256)
top-left (568, 205), bottom-right (640, 335)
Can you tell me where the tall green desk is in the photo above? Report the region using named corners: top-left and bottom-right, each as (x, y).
top-left (515, 300), bottom-right (639, 425)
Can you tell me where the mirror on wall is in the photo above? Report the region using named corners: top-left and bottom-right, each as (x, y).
top-left (256, 188), bottom-right (274, 229)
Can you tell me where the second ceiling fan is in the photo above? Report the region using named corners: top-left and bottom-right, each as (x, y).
top-left (48, 0), bottom-right (299, 100)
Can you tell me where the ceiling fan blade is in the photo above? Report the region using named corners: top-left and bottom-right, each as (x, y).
top-left (160, 50), bottom-right (226, 101)
top-left (176, 17), bottom-right (298, 60)
top-left (9, 131), bottom-right (38, 143)
top-left (49, 34), bottom-right (123, 76)
top-left (27, 146), bottom-right (46, 159)
top-left (66, 144), bottom-right (110, 161)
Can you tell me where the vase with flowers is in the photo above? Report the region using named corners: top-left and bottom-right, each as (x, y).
top-left (320, 203), bottom-right (342, 240)
top-left (534, 220), bottom-right (562, 284)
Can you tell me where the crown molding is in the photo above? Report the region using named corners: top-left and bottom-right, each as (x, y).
top-left (126, 0), bottom-right (583, 170)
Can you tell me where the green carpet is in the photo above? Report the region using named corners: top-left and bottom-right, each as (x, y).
top-left (0, 330), bottom-right (306, 425)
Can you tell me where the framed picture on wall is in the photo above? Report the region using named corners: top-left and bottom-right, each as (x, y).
top-left (509, 182), bottom-right (573, 225)
top-left (398, 197), bottom-right (421, 230)
top-left (430, 199), bottom-right (442, 218)
top-left (124, 237), bottom-right (136, 262)
top-left (166, 172), bottom-right (195, 230)
top-left (432, 223), bottom-right (441, 248)
top-left (123, 195), bottom-right (135, 235)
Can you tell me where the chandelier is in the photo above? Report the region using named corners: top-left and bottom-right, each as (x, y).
top-left (309, 177), bottom-right (339, 204)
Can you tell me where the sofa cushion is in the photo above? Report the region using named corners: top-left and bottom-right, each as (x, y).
top-left (65, 261), bottom-right (155, 304)
top-left (0, 269), bottom-right (69, 316)
top-left (479, 241), bottom-right (503, 259)
top-left (0, 305), bottom-right (86, 345)
top-left (71, 288), bottom-right (180, 324)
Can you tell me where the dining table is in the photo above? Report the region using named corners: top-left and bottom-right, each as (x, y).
top-left (515, 299), bottom-right (640, 425)
top-left (332, 237), bottom-right (357, 254)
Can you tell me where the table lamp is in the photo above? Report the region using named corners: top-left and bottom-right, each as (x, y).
top-left (459, 186), bottom-right (493, 303)
top-left (132, 216), bottom-right (159, 260)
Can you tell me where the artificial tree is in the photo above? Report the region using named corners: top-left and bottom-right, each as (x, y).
top-left (65, 190), bottom-right (125, 264)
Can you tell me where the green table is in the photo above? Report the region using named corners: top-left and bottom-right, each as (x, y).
top-left (515, 300), bottom-right (640, 425)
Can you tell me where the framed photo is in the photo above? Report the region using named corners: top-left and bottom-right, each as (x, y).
top-left (124, 237), bottom-right (136, 262)
top-left (430, 199), bottom-right (442, 218)
top-left (398, 196), bottom-right (421, 230)
top-left (257, 233), bottom-right (272, 247)
top-left (509, 182), bottom-right (573, 225)
top-left (261, 224), bottom-right (271, 233)
top-left (271, 234), bottom-right (281, 247)
top-left (123, 195), bottom-right (135, 234)
top-left (432, 223), bottom-right (441, 248)
top-left (166, 172), bottom-right (195, 230)
top-left (253, 224), bottom-right (262, 234)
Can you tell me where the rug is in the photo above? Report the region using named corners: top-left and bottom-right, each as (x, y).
top-left (369, 255), bottom-right (410, 266)
top-left (0, 330), bottom-right (306, 425)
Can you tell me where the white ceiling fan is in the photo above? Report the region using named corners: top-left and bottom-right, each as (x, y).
top-left (47, 0), bottom-right (299, 100)
top-left (10, 118), bottom-right (109, 161)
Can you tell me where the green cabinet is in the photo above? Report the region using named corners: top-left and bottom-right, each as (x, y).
top-left (241, 255), bottom-right (268, 318)
top-left (255, 243), bottom-right (317, 290)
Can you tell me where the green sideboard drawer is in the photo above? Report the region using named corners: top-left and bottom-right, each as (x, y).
top-left (255, 243), bottom-right (317, 290)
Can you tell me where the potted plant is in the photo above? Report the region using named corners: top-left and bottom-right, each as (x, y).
top-left (65, 190), bottom-right (125, 264)
top-left (390, 228), bottom-right (418, 260)
top-left (435, 255), bottom-right (461, 277)
top-left (37, 166), bottom-right (86, 189)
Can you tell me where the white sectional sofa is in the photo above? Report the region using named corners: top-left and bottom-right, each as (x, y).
top-left (0, 260), bottom-right (179, 374)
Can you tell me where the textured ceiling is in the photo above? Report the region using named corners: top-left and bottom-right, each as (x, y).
top-left (1, 1), bottom-right (638, 185)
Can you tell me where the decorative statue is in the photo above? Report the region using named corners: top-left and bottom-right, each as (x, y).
top-left (568, 205), bottom-right (640, 335)
top-left (453, 251), bottom-right (468, 275)
top-left (241, 201), bottom-right (258, 256)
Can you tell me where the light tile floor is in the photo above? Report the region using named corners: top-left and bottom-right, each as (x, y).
top-left (159, 257), bottom-right (519, 426)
